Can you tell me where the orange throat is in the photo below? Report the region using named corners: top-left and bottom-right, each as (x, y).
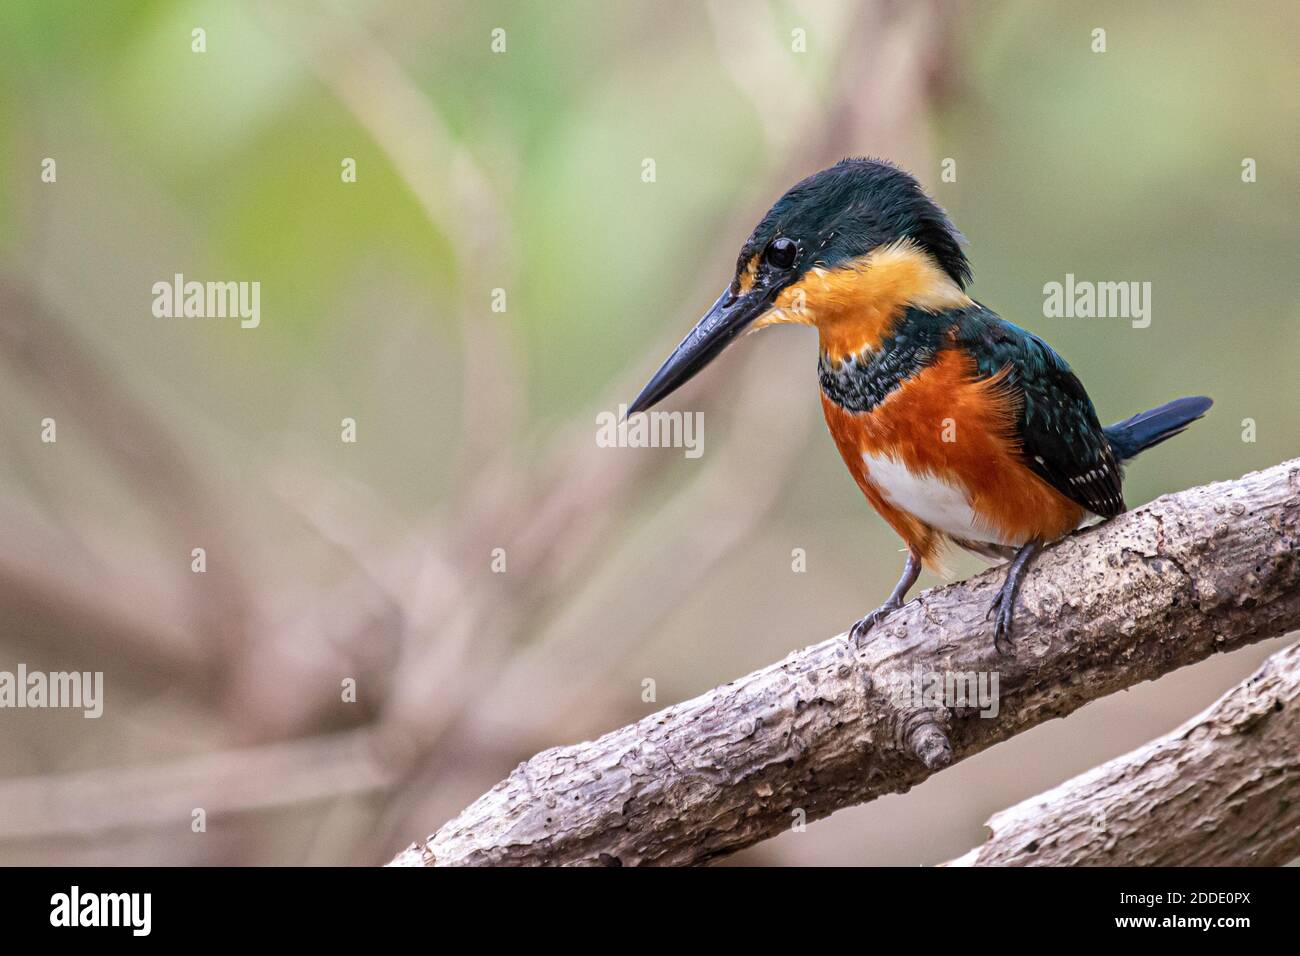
top-left (751, 239), bottom-right (974, 361)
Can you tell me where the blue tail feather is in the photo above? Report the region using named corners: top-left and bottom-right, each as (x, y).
top-left (1104, 396), bottom-right (1212, 461)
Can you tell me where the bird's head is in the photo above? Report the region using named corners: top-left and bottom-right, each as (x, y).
top-left (628, 158), bottom-right (971, 414)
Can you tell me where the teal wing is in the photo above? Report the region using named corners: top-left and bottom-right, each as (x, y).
top-left (951, 307), bottom-right (1125, 518)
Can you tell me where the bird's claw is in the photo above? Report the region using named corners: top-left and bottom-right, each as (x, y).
top-left (849, 600), bottom-right (901, 646)
top-left (987, 589), bottom-right (1017, 656)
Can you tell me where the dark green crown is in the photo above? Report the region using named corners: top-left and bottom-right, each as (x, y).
top-left (735, 158), bottom-right (971, 289)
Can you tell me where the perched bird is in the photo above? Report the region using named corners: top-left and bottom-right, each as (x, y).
top-left (629, 158), bottom-right (1211, 653)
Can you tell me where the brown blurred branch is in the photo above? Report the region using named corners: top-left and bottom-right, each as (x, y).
top-left (0, 731), bottom-right (391, 841)
top-left (947, 640), bottom-right (1300, 867)
top-left (0, 282), bottom-right (252, 686)
top-left (392, 459), bottom-right (1300, 866)
top-left (0, 501), bottom-right (202, 676)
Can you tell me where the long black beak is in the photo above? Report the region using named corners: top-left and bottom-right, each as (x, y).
top-left (627, 287), bottom-right (770, 414)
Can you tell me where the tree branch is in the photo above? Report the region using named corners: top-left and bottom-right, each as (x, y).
top-left (391, 459), bottom-right (1300, 866)
top-left (947, 639), bottom-right (1300, 866)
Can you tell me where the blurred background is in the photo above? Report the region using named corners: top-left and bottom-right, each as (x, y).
top-left (0, 0), bottom-right (1297, 866)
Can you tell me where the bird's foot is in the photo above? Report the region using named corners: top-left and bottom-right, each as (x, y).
top-left (986, 587), bottom-right (1017, 656)
top-left (849, 598), bottom-right (903, 646)
top-left (985, 539), bottom-right (1043, 655)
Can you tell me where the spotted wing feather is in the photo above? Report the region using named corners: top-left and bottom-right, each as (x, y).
top-left (952, 308), bottom-right (1125, 518)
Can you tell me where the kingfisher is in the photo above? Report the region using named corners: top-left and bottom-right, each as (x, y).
top-left (628, 158), bottom-right (1211, 654)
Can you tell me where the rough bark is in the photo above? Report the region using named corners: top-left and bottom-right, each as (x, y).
top-left (947, 640), bottom-right (1300, 866)
top-left (391, 459), bottom-right (1300, 867)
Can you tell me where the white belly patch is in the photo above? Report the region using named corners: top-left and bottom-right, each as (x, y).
top-left (861, 451), bottom-right (1008, 545)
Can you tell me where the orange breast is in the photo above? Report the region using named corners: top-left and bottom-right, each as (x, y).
top-left (821, 348), bottom-right (1085, 567)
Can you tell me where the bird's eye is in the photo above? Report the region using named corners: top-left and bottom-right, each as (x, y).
top-left (765, 237), bottom-right (797, 269)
